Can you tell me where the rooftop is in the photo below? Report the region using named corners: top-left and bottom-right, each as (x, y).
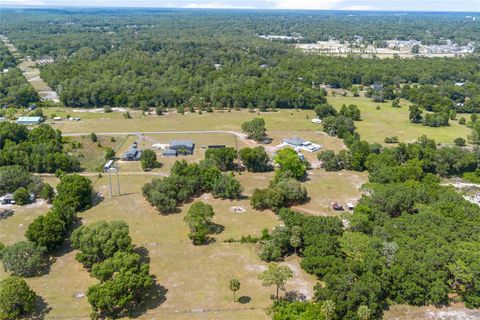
top-left (17, 116), bottom-right (43, 122)
top-left (170, 140), bottom-right (194, 148)
top-left (283, 137), bottom-right (306, 146)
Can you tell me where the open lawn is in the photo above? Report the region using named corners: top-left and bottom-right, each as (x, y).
top-left (44, 108), bottom-right (319, 134)
top-left (237, 168), bottom-right (367, 217)
top-left (327, 95), bottom-right (471, 145)
top-left (66, 134), bottom-right (127, 171)
top-left (0, 174), bottom-right (318, 319)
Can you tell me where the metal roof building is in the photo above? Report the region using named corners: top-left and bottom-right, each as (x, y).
top-left (169, 140), bottom-right (194, 155)
top-left (16, 116), bottom-right (43, 125)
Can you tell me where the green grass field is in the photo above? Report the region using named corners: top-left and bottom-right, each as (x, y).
top-left (43, 108), bottom-right (319, 133)
top-left (0, 174), bottom-right (325, 319)
top-left (327, 95), bottom-right (471, 145)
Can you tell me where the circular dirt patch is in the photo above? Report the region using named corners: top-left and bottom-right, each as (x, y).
top-left (230, 206), bottom-right (246, 214)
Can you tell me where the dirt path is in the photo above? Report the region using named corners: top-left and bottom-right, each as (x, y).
top-left (1, 35), bottom-right (60, 103)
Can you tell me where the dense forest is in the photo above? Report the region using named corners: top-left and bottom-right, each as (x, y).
top-left (0, 42), bottom-right (39, 108)
top-left (0, 8), bottom-right (478, 109)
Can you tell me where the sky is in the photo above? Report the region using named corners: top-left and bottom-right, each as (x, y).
top-left (1, 0), bottom-right (480, 12)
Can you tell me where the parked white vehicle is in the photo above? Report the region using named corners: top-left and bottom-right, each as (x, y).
top-left (300, 141), bottom-right (322, 152)
top-left (311, 118), bottom-right (322, 124)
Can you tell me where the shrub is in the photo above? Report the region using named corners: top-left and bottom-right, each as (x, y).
top-left (0, 242), bottom-right (47, 277)
top-left (13, 187), bottom-right (30, 205)
top-left (0, 276), bottom-right (36, 320)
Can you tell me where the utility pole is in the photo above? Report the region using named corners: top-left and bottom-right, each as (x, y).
top-left (235, 135), bottom-right (241, 175)
top-left (115, 167), bottom-right (120, 196)
top-left (108, 169), bottom-right (113, 197)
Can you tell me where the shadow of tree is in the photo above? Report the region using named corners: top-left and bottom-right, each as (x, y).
top-left (128, 282), bottom-right (168, 318)
top-left (283, 290), bottom-right (307, 302)
top-left (31, 294), bottom-right (51, 320)
top-left (134, 246), bottom-right (150, 264)
top-left (238, 296), bottom-right (251, 304)
top-left (209, 222), bottom-right (225, 235)
top-left (0, 209), bottom-right (14, 220)
top-left (91, 191), bottom-right (104, 207)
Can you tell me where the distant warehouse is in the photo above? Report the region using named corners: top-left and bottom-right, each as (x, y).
top-left (16, 116), bottom-right (43, 125)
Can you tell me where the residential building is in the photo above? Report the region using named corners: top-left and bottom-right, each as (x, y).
top-left (121, 143), bottom-right (142, 161)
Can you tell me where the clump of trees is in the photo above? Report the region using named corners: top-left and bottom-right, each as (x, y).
top-left (143, 160), bottom-right (241, 213)
top-left (205, 147), bottom-right (237, 171)
top-left (339, 104), bottom-right (361, 121)
top-left (0, 241), bottom-right (48, 277)
top-left (251, 177), bottom-right (308, 213)
top-left (274, 148), bottom-right (308, 180)
top-left (140, 149), bottom-right (160, 171)
top-left (24, 174), bottom-right (92, 254)
top-left (0, 68), bottom-right (39, 107)
top-left (241, 118), bottom-right (267, 142)
top-left (0, 276), bottom-right (36, 320)
top-left (69, 221), bottom-right (156, 318)
top-left (239, 146), bottom-right (272, 172)
top-left (184, 201), bottom-right (216, 245)
top-left (0, 123), bottom-right (80, 173)
top-left (71, 221), bottom-right (133, 269)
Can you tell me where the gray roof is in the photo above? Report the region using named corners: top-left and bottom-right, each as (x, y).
top-left (283, 137), bottom-right (305, 146)
top-left (170, 140), bottom-right (194, 149)
top-left (162, 149), bottom-right (177, 155)
top-left (2, 193), bottom-right (14, 200)
top-left (16, 116), bottom-right (43, 123)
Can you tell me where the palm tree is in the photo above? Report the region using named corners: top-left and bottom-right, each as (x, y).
top-left (229, 278), bottom-right (240, 302)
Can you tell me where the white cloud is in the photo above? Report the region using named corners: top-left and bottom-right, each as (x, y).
top-left (341, 5), bottom-right (377, 10)
top-left (1, 0), bottom-right (45, 4)
top-left (183, 1), bottom-right (255, 8)
top-left (268, 0), bottom-right (344, 10)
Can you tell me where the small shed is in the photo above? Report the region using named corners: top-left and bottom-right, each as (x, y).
top-left (346, 202), bottom-right (355, 210)
top-left (371, 83), bottom-right (384, 91)
top-left (1, 193), bottom-right (15, 205)
top-left (16, 116), bottom-right (43, 125)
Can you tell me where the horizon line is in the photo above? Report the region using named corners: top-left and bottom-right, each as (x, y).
top-left (1, 5), bottom-right (480, 14)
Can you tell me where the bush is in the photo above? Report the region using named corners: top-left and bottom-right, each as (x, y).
top-left (454, 137), bottom-right (466, 147)
top-left (26, 212), bottom-right (66, 252)
top-left (384, 136), bottom-right (399, 144)
top-left (90, 132), bottom-right (98, 142)
top-left (0, 166), bottom-right (32, 194)
top-left (140, 149), bottom-right (159, 171)
top-left (459, 117), bottom-right (466, 125)
top-left (13, 187), bottom-right (30, 205)
top-left (39, 183), bottom-right (55, 203)
top-left (184, 202), bottom-right (215, 245)
top-left (239, 146), bottom-right (272, 172)
top-left (0, 242), bottom-right (47, 277)
top-left (53, 174), bottom-right (93, 211)
top-left (211, 173), bottom-right (242, 199)
top-left (0, 276), bottom-right (36, 320)
top-left (70, 221), bottom-right (133, 268)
